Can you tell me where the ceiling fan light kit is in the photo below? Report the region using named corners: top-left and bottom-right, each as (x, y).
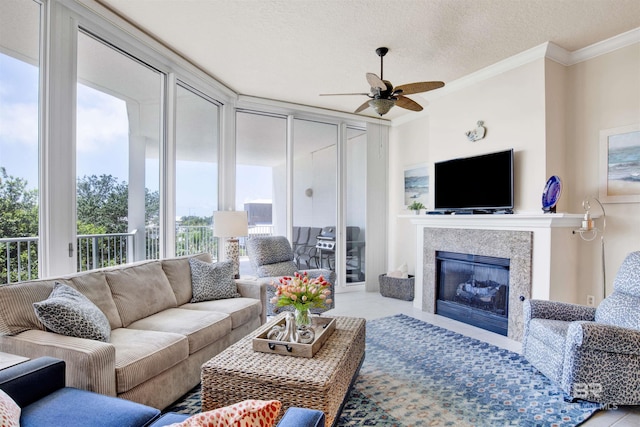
top-left (321, 47), bottom-right (445, 116)
top-left (369, 98), bottom-right (395, 115)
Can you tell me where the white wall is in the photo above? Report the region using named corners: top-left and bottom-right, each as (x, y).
top-left (388, 41), bottom-right (640, 305)
top-left (567, 43), bottom-right (640, 304)
top-left (389, 59), bottom-right (549, 275)
top-left (389, 117), bottom-right (429, 273)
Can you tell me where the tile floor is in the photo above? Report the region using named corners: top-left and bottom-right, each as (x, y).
top-left (324, 289), bottom-right (640, 427)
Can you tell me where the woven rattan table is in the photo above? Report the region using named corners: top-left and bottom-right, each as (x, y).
top-left (201, 315), bottom-right (366, 427)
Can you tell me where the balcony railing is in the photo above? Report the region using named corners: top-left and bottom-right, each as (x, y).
top-left (0, 236), bottom-right (38, 283)
top-left (77, 231), bottom-right (137, 272)
top-left (1, 224), bottom-right (274, 284)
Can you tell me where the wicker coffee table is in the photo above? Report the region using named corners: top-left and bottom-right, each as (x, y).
top-left (201, 315), bottom-right (366, 427)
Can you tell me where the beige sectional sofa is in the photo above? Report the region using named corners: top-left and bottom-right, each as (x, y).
top-left (0, 253), bottom-right (266, 410)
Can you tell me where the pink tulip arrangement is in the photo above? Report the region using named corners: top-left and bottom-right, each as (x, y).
top-left (270, 271), bottom-right (332, 311)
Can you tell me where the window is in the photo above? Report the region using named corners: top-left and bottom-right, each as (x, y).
top-left (345, 127), bottom-right (367, 283)
top-left (235, 111), bottom-right (287, 275)
top-left (76, 30), bottom-right (162, 270)
top-left (292, 119), bottom-right (338, 273)
top-left (175, 83), bottom-right (220, 257)
top-left (0, 0), bottom-right (41, 283)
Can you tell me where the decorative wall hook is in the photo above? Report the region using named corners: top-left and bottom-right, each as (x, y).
top-left (465, 120), bottom-right (486, 142)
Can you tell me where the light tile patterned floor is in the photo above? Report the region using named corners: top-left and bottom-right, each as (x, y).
top-left (324, 289), bottom-right (640, 426)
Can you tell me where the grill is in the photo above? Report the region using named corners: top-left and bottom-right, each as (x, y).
top-left (315, 226), bottom-right (336, 251)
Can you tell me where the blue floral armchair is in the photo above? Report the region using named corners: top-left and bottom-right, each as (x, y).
top-left (246, 235), bottom-right (336, 316)
top-left (522, 251), bottom-right (640, 405)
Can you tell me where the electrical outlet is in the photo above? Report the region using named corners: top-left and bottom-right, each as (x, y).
top-left (586, 295), bottom-right (595, 307)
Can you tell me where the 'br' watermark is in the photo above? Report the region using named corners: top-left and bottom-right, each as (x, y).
top-left (573, 383), bottom-right (618, 410)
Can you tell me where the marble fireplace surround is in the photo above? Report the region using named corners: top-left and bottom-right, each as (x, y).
top-left (422, 228), bottom-right (532, 341)
top-left (409, 214), bottom-right (584, 342)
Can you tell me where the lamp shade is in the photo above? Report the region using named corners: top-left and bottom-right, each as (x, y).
top-left (213, 211), bottom-right (248, 238)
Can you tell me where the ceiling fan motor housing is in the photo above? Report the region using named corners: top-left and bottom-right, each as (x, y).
top-left (373, 80), bottom-right (395, 99)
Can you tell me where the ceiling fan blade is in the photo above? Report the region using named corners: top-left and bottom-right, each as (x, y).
top-left (394, 81), bottom-right (445, 95)
top-left (354, 100), bottom-right (370, 113)
top-left (366, 73), bottom-right (385, 90)
top-left (396, 95), bottom-right (423, 112)
top-left (319, 92), bottom-right (370, 96)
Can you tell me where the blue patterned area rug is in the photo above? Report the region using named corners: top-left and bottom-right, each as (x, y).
top-left (166, 314), bottom-right (600, 426)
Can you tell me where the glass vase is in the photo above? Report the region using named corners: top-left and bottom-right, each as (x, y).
top-left (294, 307), bottom-right (315, 344)
top-left (294, 307), bottom-right (312, 327)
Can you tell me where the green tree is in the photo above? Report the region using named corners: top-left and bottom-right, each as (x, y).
top-left (0, 167), bottom-right (39, 283)
top-left (76, 174), bottom-right (129, 234)
top-left (75, 174), bottom-right (160, 232)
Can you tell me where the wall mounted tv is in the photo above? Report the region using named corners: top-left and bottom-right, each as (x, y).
top-left (433, 149), bottom-right (514, 214)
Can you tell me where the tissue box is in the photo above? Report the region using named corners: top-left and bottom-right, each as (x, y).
top-left (379, 274), bottom-right (415, 301)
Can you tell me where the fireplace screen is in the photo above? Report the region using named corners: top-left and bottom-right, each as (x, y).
top-left (436, 251), bottom-right (510, 335)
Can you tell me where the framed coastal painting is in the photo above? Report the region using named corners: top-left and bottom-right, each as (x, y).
top-left (404, 164), bottom-right (429, 207)
top-left (599, 124), bottom-right (640, 203)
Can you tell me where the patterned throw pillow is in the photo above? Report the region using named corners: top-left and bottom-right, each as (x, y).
top-left (189, 258), bottom-right (241, 303)
top-left (0, 389), bottom-right (20, 427)
top-left (33, 282), bottom-right (111, 342)
top-left (168, 400), bottom-right (281, 427)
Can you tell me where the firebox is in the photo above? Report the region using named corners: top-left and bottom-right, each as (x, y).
top-left (436, 251), bottom-right (510, 336)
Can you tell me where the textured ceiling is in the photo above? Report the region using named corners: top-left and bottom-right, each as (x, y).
top-left (96, 0), bottom-right (640, 121)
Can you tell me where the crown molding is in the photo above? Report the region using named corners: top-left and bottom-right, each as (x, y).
top-left (569, 27), bottom-right (640, 65)
top-left (393, 27), bottom-right (640, 127)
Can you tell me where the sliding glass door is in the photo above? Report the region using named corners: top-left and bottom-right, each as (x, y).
top-left (345, 127), bottom-right (367, 284)
top-left (76, 30), bottom-right (162, 270)
top-left (292, 119), bottom-right (338, 273)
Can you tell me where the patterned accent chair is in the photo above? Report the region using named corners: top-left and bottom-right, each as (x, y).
top-left (522, 251), bottom-right (640, 405)
top-left (246, 235), bottom-right (336, 316)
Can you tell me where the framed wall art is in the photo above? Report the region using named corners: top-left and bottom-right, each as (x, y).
top-left (599, 124), bottom-right (640, 203)
top-left (404, 164), bottom-right (429, 208)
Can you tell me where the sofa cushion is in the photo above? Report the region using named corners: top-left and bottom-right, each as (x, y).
top-left (162, 253), bottom-right (212, 306)
top-left (105, 262), bottom-right (178, 327)
top-left (189, 259), bottom-right (240, 303)
top-left (0, 280), bottom-right (61, 335)
top-left (181, 298), bottom-right (262, 330)
top-left (21, 387), bottom-right (160, 427)
top-left (33, 283), bottom-right (111, 342)
top-left (0, 389), bottom-right (20, 427)
top-left (168, 400), bottom-right (281, 427)
top-left (68, 271), bottom-right (123, 329)
top-left (110, 328), bottom-right (189, 394)
top-left (127, 308), bottom-right (232, 354)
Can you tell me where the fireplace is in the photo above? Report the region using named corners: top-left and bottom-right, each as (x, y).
top-left (436, 251), bottom-right (510, 336)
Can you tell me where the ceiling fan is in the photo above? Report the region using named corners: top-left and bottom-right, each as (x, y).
top-left (320, 47), bottom-right (445, 116)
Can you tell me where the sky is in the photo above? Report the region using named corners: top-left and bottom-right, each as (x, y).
top-left (0, 52), bottom-right (273, 220)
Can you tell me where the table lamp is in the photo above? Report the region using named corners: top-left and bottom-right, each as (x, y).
top-left (213, 211), bottom-right (248, 279)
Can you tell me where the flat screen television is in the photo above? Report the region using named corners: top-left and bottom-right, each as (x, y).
top-left (433, 149), bottom-right (514, 213)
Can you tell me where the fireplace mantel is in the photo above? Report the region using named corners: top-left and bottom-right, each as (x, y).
top-left (408, 213), bottom-right (583, 229)
top-left (409, 213), bottom-right (584, 338)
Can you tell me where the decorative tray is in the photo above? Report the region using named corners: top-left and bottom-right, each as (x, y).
top-left (252, 316), bottom-right (336, 358)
